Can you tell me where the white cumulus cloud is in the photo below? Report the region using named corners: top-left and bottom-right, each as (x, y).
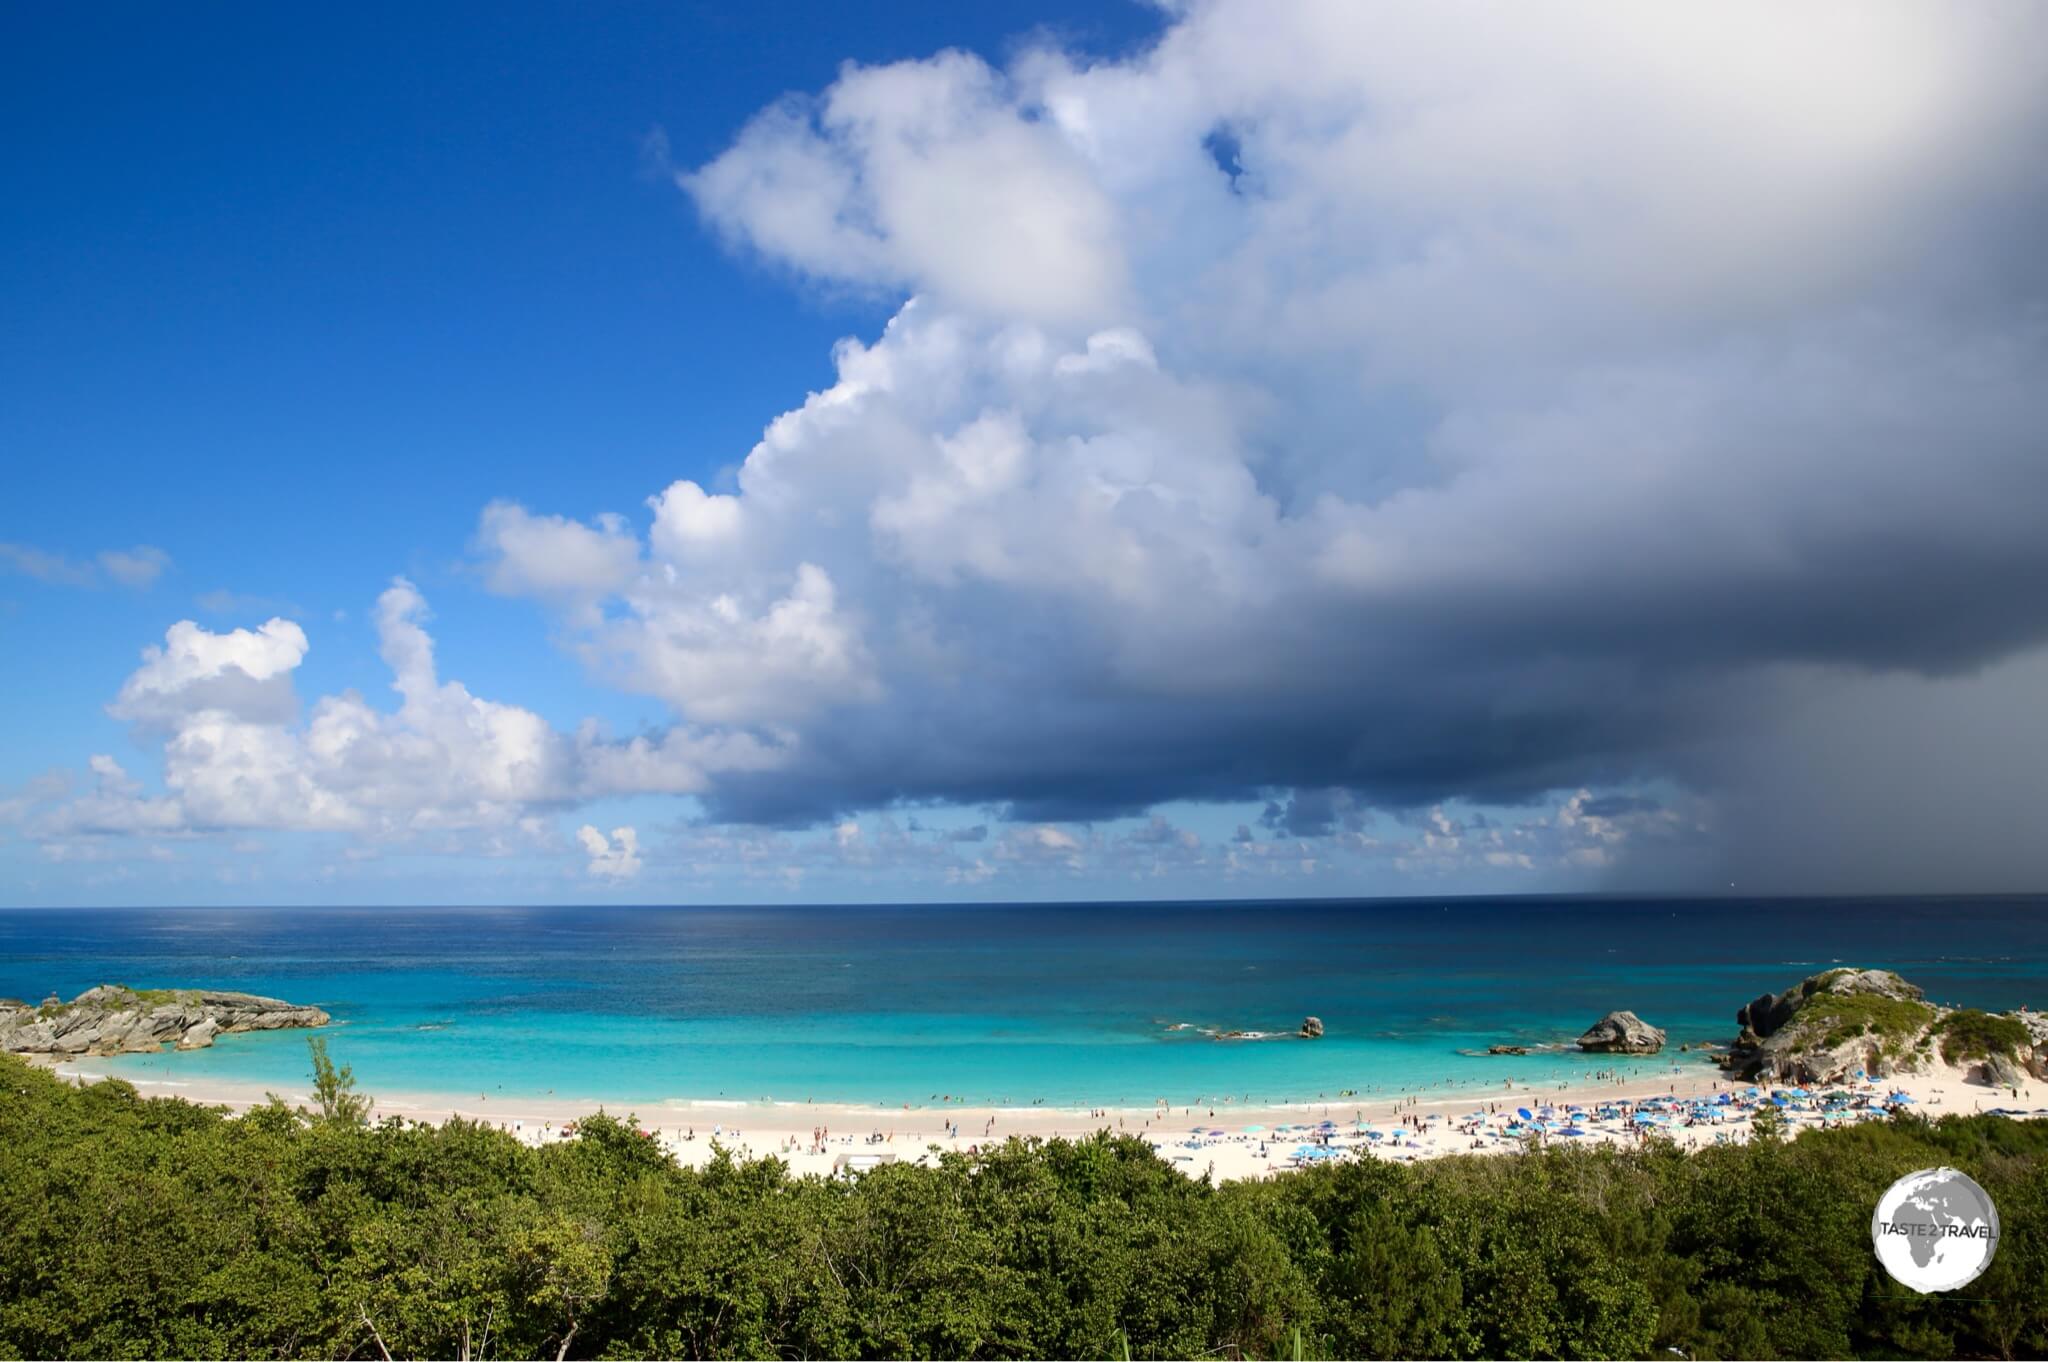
top-left (578, 824), bottom-right (643, 881)
top-left (38, 580), bottom-right (785, 842)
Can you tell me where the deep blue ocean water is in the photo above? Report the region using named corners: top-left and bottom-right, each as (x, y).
top-left (4, 897), bottom-right (2045, 1109)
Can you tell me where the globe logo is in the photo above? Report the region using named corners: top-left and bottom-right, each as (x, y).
top-left (1871, 1166), bottom-right (2000, 1293)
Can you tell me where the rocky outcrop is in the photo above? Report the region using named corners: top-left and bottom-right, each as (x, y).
top-left (1488, 1044), bottom-right (1530, 1056)
top-left (1577, 1011), bottom-right (1666, 1054)
top-left (1725, 968), bottom-right (1941, 1084)
top-left (1299, 1016), bottom-right (1324, 1039)
top-left (1736, 969), bottom-right (1924, 1043)
top-left (2016, 1012), bottom-right (2048, 1081)
top-left (0, 985), bottom-right (329, 1058)
top-left (1978, 1052), bottom-right (2027, 1089)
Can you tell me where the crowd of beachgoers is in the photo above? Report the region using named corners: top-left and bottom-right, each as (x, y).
top-left (45, 1048), bottom-right (2046, 1182)
top-left (1146, 1073), bottom-right (1988, 1177)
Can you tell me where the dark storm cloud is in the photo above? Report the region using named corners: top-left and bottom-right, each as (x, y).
top-left (473, 3), bottom-right (2048, 887)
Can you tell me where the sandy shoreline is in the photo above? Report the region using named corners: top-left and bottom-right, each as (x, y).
top-left (42, 1052), bottom-right (2045, 1182)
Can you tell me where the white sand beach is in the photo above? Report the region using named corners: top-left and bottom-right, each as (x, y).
top-left (44, 1054), bottom-right (2046, 1183)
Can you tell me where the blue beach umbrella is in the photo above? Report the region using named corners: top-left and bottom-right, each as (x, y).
top-left (1517, 1107), bottom-right (1533, 1121)
top-left (1243, 1124), bottom-right (1265, 1133)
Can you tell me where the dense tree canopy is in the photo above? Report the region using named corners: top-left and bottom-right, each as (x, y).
top-left (2, 1050), bottom-right (2044, 1359)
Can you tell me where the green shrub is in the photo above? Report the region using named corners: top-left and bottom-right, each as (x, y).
top-left (3, 1047), bottom-right (2045, 1360)
top-left (1935, 1008), bottom-right (2031, 1064)
top-left (1794, 993), bottom-right (1937, 1055)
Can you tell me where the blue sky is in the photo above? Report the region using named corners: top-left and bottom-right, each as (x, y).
top-left (5, 3), bottom-right (2046, 905)
top-left (2, 0), bottom-right (1151, 739)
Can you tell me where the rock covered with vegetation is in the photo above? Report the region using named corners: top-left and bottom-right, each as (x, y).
top-left (0, 984), bottom-right (329, 1057)
top-left (1726, 967), bottom-right (2041, 1086)
top-left (5, 1046), bottom-right (2048, 1360)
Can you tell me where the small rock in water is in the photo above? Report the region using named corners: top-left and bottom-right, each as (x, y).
top-left (1299, 1016), bottom-right (1324, 1039)
top-left (1576, 1010), bottom-right (1667, 1055)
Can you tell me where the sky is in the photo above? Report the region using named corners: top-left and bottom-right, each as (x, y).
top-left (4, 0), bottom-right (2046, 906)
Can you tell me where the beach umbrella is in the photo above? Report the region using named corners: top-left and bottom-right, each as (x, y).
top-left (1319, 1119), bottom-right (1336, 1128)
top-left (1243, 1124), bottom-right (1265, 1133)
top-left (1517, 1107), bottom-right (1533, 1121)
top-left (1889, 1093), bottom-right (1916, 1104)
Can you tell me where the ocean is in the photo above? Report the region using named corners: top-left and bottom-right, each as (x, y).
top-left (4, 896), bottom-right (2045, 1109)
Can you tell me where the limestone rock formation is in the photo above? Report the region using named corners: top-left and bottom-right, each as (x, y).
top-left (0, 985), bottom-right (329, 1058)
top-left (1979, 1052), bottom-right (2027, 1089)
top-left (1577, 1011), bottom-right (1666, 1054)
top-left (1299, 1016), bottom-right (1324, 1039)
top-left (2016, 1011), bottom-right (2048, 1081)
top-left (1737, 969), bottom-right (1925, 1041)
top-left (1725, 968), bottom-right (1943, 1084)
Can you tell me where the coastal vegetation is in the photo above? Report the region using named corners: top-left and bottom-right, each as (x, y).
top-left (1936, 1009), bottom-right (2033, 1066)
top-left (1800, 992), bottom-right (1938, 1055)
top-left (3, 1050), bottom-right (2045, 1361)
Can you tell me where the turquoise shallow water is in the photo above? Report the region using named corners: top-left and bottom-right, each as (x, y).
top-left (3, 897), bottom-right (2046, 1108)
